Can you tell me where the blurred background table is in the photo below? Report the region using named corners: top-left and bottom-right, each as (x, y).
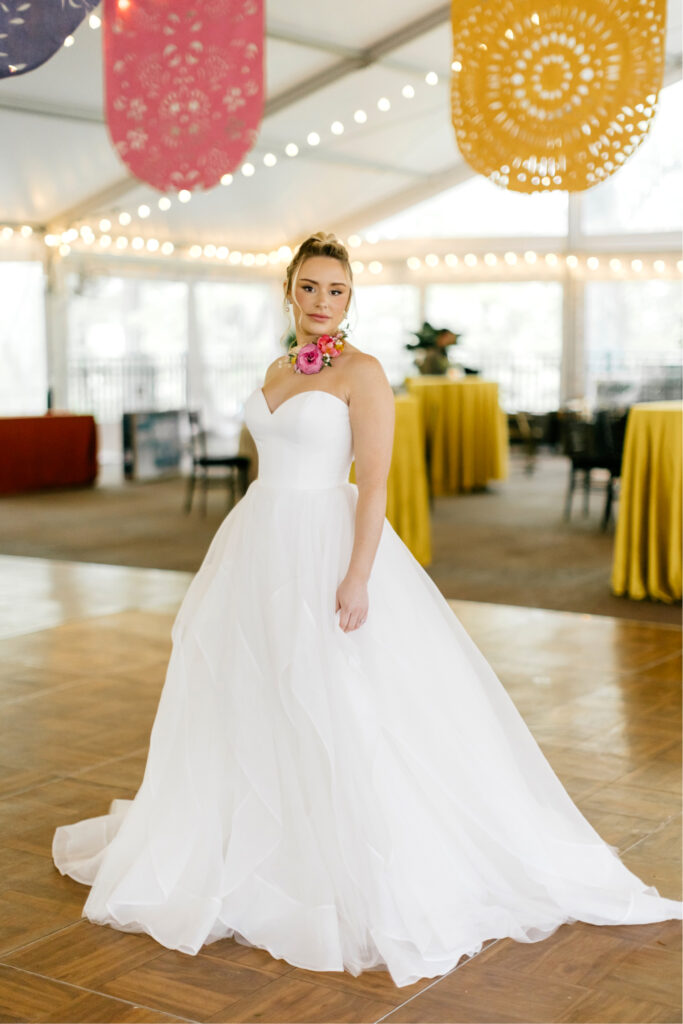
top-left (0, 414), bottom-right (98, 495)
top-left (241, 393), bottom-right (432, 566)
top-left (349, 392), bottom-right (431, 566)
top-left (405, 376), bottom-right (508, 497)
top-left (611, 401), bottom-right (682, 603)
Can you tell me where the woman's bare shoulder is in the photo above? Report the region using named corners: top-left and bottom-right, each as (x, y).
top-left (344, 349), bottom-right (392, 399)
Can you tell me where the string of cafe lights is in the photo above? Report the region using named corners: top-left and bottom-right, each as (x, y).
top-left (3, 12), bottom-right (681, 278)
top-left (2, 225), bottom-right (679, 279)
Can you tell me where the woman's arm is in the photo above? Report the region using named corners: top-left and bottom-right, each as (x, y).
top-left (336, 356), bottom-right (395, 632)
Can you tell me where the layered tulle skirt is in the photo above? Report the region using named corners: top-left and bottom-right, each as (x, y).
top-left (52, 479), bottom-right (682, 987)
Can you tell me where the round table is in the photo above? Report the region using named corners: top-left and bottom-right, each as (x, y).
top-left (349, 393), bottom-right (432, 566)
top-left (405, 376), bottom-right (508, 496)
top-left (611, 401), bottom-right (682, 603)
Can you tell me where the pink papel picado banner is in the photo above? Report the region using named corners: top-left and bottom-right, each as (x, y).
top-left (104, 0), bottom-right (264, 192)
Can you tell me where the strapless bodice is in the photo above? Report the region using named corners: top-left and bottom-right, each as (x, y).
top-left (244, 386), bottom-right (353, 490)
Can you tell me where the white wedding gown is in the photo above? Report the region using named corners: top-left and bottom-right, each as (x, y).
top-left (53, 385), bottom-right (682, 988)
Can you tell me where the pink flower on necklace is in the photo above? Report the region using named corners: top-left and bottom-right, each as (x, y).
top-left (289, 329), bottom-right (347, 374)
top-left (294, 343), bottom-right (324, 374)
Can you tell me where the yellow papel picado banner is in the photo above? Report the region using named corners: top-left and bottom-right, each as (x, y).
top-left (450, 0), bottom-right (667, 192)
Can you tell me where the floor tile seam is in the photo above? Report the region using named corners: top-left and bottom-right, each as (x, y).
top-left (0, 747), bottom-right (148, 802)
top-left (0, 960), bottom-right (200, 1023)
top-left (617, 814), bottom-right (683, 857)
top-left (372, 938), bottom-right (503, 1023)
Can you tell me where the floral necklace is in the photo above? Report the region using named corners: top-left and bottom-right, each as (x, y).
top-left (287, 329), bottom-right (347, 374)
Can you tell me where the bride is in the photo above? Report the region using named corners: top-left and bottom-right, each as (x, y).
top-left (52, 231), bottom-right (682, 989)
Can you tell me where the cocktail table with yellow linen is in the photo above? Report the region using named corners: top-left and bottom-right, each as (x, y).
top-left (350, 393), bottom-right (432, 566)
top-left (611, 401), bottom-right (682, 603)
top-left (405, 376), bottom-right (508, 496)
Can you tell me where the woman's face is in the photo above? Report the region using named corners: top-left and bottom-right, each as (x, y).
top-left (289, 256), bottom-right (350, 336)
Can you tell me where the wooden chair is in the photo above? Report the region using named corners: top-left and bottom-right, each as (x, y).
top-left (184, 410), bottom-right (250, 516)
top-left (561, 411), bottom-right (627, 531)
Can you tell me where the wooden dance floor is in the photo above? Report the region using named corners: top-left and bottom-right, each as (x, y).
top-left (0, 555), bottom-right (680, 1023)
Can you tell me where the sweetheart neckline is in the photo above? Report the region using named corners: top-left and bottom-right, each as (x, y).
top-left (257, 387), bottom-right (350, 417)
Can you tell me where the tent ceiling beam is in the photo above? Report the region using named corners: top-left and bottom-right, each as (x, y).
top-left (266, 3), bottom-right (450, 116)
top-left (321, 161), bottom-right (476, 243)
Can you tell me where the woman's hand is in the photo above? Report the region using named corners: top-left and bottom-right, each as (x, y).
top-left (335, 574), bottom-right (368, 632)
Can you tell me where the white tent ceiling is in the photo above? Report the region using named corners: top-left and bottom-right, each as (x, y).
top-left (0, 0), bottom-right (681, 253)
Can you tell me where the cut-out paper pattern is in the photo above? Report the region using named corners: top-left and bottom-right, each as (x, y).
top-left (450, 0), bottom-right (667, 192)
top-left (0, 0), bottom-right (98, 78)
top-left (104, 0), bottom-right (264, 192)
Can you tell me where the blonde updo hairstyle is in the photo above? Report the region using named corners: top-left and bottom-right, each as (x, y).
top-left (282, 232), bottom-right (354, 344)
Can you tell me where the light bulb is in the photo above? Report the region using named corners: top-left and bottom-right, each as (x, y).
top-left (158, 197), bottom-right (172, 210)
top-left (407, 257), bottom-right (421, 270)
top-left (118, 212), bottom-right (132, 226)
top-left (425, 71), bottom-right (438, 85)
top-left (285, 143), bottom-right (298, 157)
top-left (331, 121), bottom-right (344, 135)
top-left (137, 204), bottom-right (150, 218)
top-left (307, 132), bottom-right (320, 146)
top-left (263, 152), bottom-right (277, 166)
top-left (240, 163), bottom-right (255, 176)
top-left (63, 35), bottom-right (74, 47)
top-left (161, 241), bottom-right (174, 255)
top-left (368, 260), bottom-right (382, 274)
top-left (178, 189), bottom-right (192, 202)
top-left (402, 84), bottom-right (416, 98)
top-left (377, 97), bottom-right (391, 111)
top-left (353, 109), bottom-right (367, 124)
top-left (146, 238), bottom-right (159, 252)
top-left (351, 260), bottom-right (364, 273)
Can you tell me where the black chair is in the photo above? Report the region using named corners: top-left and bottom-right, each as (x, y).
top-left (561, 410), bottom-right (628, 531)
top-left (184, 410), bottom-right (250, 516)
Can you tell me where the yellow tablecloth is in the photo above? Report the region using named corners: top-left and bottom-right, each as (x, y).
top-left (611, 401), bottom-right (682, 603)
top-left (405, 376), bottom-right (509, 496)
top-left (350, 393), bottom-right (432, 566)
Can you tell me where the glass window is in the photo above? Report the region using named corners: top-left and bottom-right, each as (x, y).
top-left (194, 281), bottom-right (281, 425)
top-left (584, 281), bottom-right (683, 406)
top-left (67, 276), bottom-right (188, 420)
top-left (0, 261), bottom-right (46, 415)
top-left (367, 176), bottom-right (568, 239)
top-left (581, 81), bottom-right (683, 235)
top-left (425, 282), bottom-right (563, 412)
top-left (352, 285), bottom-right (420, 386)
